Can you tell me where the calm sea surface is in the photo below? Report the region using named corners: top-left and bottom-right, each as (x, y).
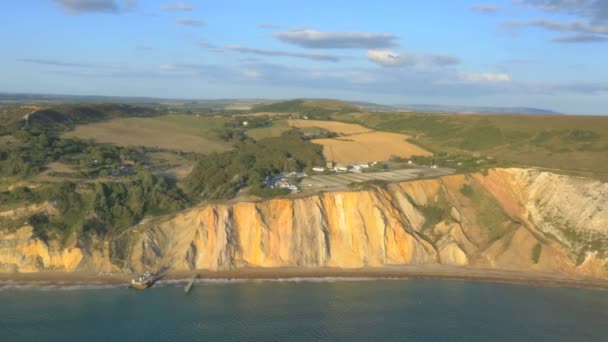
top-left (1, 278), bottom-right (607, 341)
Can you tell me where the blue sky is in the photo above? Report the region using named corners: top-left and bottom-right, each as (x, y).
top-left (1, 0), bottom-right (607, 114)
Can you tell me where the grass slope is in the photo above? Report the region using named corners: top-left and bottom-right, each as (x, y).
top-left (335, 112), bottom-right (608, 179)
top-left (64, 115), bottom-right (232, 154)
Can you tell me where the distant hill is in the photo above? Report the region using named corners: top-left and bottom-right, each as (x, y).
top-left (252, 99), bottom-right (360, 119)
top-left (396, 104), bottom-right (561, 115)
top-left (0, 93), bottom-right (561, 115)
top-left (2, 103), bottom-right (161, 133)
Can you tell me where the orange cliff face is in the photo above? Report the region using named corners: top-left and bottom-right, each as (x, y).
top-left (1, 168), bottom-right (607, 277)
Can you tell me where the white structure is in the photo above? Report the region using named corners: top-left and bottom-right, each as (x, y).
top-left (312, 167), bottom-right (325, 172)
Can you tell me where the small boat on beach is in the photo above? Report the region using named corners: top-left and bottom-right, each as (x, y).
top-left (130, 270), bottom-right (167, 290)
top-left (184, 274), bottom-right (197, 294)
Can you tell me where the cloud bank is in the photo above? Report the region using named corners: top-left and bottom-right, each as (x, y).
top-left (161, 2), bottom-right (193, 11)
top-left (176, 18), bottom-right (205, 27)
top-left (470, 5), bottom-right (502, 14)
top-left (275, 29), bottom-right (398, 49)
top-left (366, 50), bottom-right (461, 68)
top-left (225, 46), bottom-right (341, 62)
top-left (54, 0), bottom-right (136, 14)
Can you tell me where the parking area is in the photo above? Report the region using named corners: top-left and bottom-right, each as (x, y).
top-left (300, 167), bottom-right (454, 190)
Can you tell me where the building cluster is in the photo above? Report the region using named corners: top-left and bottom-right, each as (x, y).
top-left (264, 172), bottom-right (307, 193)
top-left (313, 162), bottom-right (373, 174)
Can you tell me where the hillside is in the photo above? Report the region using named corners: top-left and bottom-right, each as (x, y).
top-left (252, 99), bottom-right (360, 119)
top-left (0, 103), bottom-right (160, 134)
top-left (1, 168), bottom-right (607, 278)
top-left (335, 111), bottom-right (608, 180)
top-left (398, 104), bottom-right (560, 115)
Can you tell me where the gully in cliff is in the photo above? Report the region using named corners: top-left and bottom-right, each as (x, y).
top-left (130, 270), bottom-right (168, 290)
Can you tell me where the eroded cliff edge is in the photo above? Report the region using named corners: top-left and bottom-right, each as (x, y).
top-left (2, 168), bottom-right (607, 277)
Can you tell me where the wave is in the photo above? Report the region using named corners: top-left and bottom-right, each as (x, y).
top-left (0, 276), bottom-right (402, 291)
top-left (156, 276), bottom-right (401, 287)
top-left (0, 281), bottom-right (128, 292)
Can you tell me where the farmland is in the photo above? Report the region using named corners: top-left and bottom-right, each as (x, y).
top-left (313, 131), bottom-right (432, 163)
top-left (288, 119), bottom-right (372, 135)
top-left (286, 119), bottom-right (431, 163)
top-left (246, 120), bottom-right (290, 140)
top-left (64, 114), bottom-right (232, 154)
top-left (334, 111), bottom-right (608, 180)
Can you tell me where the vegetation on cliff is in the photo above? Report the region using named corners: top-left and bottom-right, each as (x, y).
top-left (1, 170), bottom-right (189, 242)
top-left (182, 129), bottom-right (325, 199)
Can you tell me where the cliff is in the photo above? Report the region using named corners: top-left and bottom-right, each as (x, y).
top-left (1, 168), bottom-right (607, 277)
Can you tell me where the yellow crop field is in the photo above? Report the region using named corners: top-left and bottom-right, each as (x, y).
top-left (288, 119), bottom-right (372, 135)
top-left (314, 132), bottom-right (431, 163)
top-left (288, 119), bottom-right (431, 163)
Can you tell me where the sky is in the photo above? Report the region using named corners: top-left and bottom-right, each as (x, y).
top-left (1, 0), bottom-right (607, 114)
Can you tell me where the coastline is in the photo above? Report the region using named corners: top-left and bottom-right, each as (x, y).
top-left (1, 265), bottom-right (608, 290)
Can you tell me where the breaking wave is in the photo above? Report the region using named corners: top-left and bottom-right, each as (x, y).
top-left (0, 276), bottom-right (401, 291)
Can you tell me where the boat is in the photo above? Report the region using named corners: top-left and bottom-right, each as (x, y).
top-left (130, 270), bottom-right (166, 290)
top-left (184, 274), bottom-right (197, 294)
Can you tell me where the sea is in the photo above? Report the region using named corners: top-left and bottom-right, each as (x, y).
top-left (1, 278), bottom-right (607, 342)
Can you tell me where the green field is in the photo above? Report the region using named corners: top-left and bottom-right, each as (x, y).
top-left (334, 112), bottom-right (608, 180)
top-left (246, 120), bottom-right (290, 140)
top-left (64, 114), bottom-right (232, 154)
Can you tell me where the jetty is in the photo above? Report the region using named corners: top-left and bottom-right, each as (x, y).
top-left (184, 274), bottom-right (197, 294)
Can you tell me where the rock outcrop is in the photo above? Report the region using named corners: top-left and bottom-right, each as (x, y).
top-left (1, 168), bottom-right (607, 277)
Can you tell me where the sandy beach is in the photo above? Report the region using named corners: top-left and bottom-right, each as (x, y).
top-left (1, 265), bottom-right (608, 290)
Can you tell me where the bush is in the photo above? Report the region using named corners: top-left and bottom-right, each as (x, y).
top-left (532, 243), bottom-right (542, 264)
top-left (460, 184), bottom-right (474, 198)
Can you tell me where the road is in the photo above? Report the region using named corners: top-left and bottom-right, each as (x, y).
top-left (300, 166), bottom-right (454, 190)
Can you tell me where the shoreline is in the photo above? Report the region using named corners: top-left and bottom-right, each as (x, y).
top-left (1, 265), bottom-right (608, 290)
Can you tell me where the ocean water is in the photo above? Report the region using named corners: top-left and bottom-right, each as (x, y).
top-left (1, 278), bottom-right (608, 342)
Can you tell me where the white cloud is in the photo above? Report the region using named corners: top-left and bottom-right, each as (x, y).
top-left (243, 69), bottom-right (261, 78)
top-left (366, 50), bottom-right (416, 67)
top-left (463, 72), bottom-right (512, 82)
top-left (366, 50), bottom-right (461, 68)
top-left (159, 64), bottom-right (177, 70)
top-left (161, 2), bottom-right (193, 11)
top-left (225, 45), bottom-right (341, 62)
top-left (275, 29), bottom-right (397, 49)
top-left (53, 0), bottom-right (137, 14)
top-left (471, 5), bottom-right (502, 14)
top-left (176, 18), bottom-right (205, 27)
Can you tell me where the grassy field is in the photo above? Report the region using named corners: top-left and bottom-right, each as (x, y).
top-left (335, 112), bottom-right (608, 179)
top-left (246, 120), bottom-right (291, 140)
top-left (64, 114), bottom-right (232, 154)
